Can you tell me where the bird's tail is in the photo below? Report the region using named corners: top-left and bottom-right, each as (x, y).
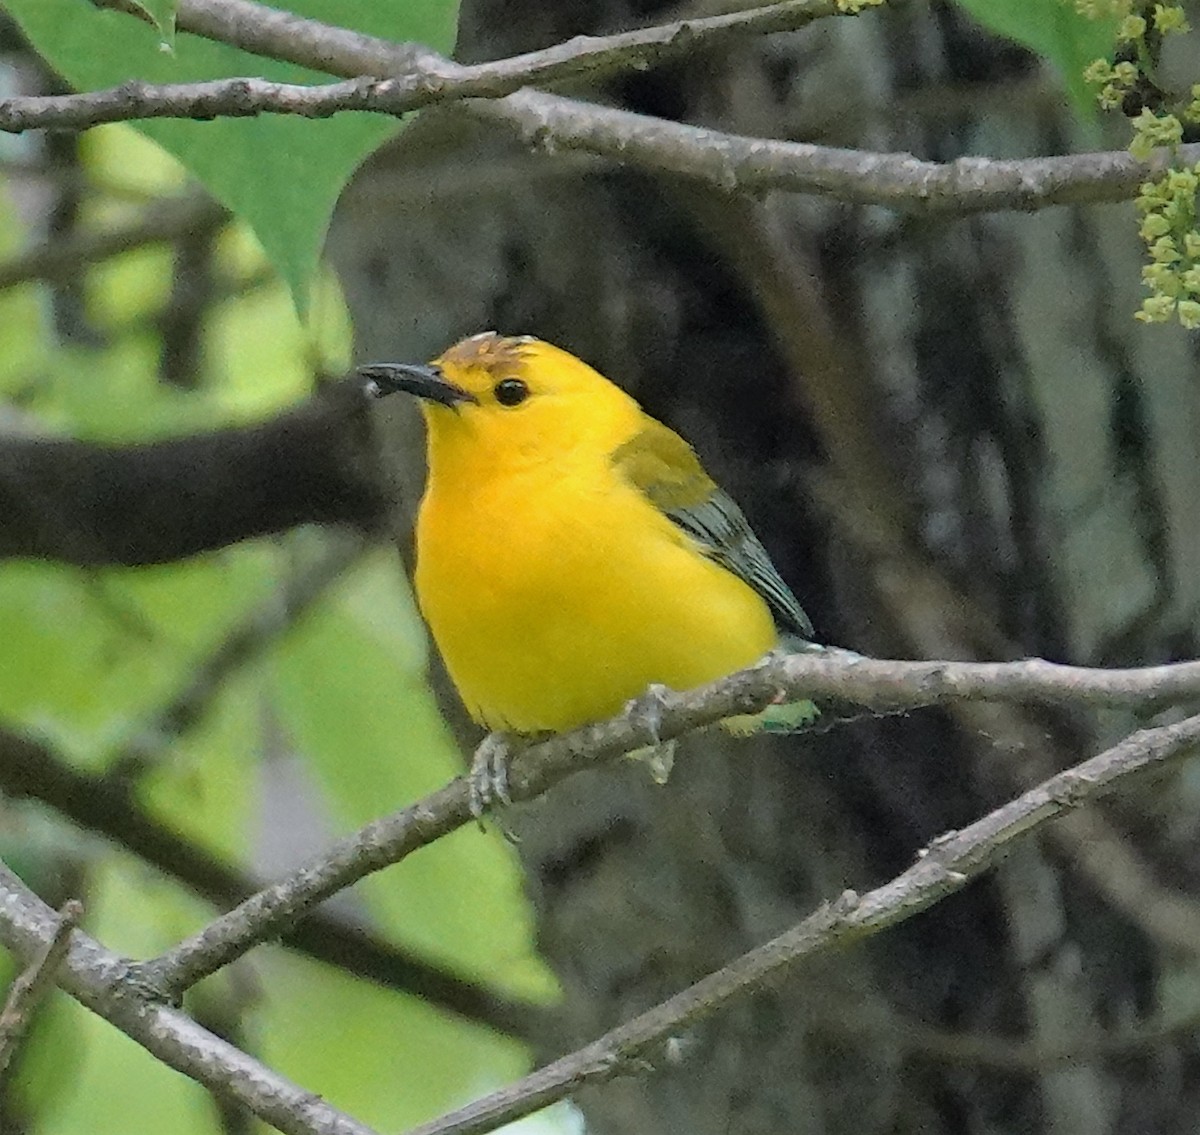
top-left (758, 698), bottom-right (822, 733)
top-left (721, 635), bottom-right (823, 735)
top-left (721, 698), bottom-right (820, 736)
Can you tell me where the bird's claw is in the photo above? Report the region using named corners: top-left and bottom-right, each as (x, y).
top-left (643, 738), bottom-right (677, 784)
top-left (469, 732), bottom-right (514, 821)
top-left (625, 682), bottom-right (673, 746)
top-left (624, 684), bottom-right (678, 784)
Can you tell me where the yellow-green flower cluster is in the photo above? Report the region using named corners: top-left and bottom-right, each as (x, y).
top-left (1135, 165), bottom-right (1200, 327)
top-left (1082, 2), bottom-right (1191, 108)
top-left (1129, 108), bottom-right (1184, 159)
top-left (834, 0), bottom-right (885, 12)
top-left (1084, 57), bottom-right (1139, 109)
top-left (1075, 0), bottom-right (1200, 328)
top-left (1151, 2), bottom-right (1189, 33)
top-left (1088, 1), bottom-right (1190, 32)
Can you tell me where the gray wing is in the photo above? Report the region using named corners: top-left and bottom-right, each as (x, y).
top-left (664, 491), bottom-right (815, 641)
top-left (610, 422), bottom-right (815, 642)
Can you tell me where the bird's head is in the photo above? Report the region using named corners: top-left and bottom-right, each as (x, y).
top-left (359, 332), bottom-right (642, 473)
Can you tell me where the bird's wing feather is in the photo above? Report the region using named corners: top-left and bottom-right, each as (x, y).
top-left (612, 419), bottom-right (815, 640)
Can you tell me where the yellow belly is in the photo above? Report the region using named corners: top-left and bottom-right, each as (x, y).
top-left (414, 469), bottom-right (778, 733)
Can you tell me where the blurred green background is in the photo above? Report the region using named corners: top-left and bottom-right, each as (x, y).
top-left (0, 0), bottom-right (1140, 1129)
top-left (0, 76), bottom-right (563, 1135)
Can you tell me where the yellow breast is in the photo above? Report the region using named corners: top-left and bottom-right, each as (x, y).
top-left (414, 459), bottom-right (779, 734)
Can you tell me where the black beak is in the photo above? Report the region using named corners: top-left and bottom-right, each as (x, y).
top-left (357, 362), bottom-right (478, 407)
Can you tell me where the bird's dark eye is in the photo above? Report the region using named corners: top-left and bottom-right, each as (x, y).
top-left (493, 378), bottom-right (529, 407)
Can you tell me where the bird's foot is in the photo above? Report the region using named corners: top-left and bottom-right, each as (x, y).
top-left (642, 738), bottom-right (677, 784)
top-left (625, 682), bottom-right (673, 746)
top-left (624, 684), bottom-right (678, 784)
top-left (468, 732), bottom-right (515, 821)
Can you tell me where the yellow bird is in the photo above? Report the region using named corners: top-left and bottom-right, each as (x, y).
top-left (360, 333), bottom-right (818, 802)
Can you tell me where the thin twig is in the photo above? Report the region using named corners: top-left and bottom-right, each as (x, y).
top-left (0, 898), bottom-right (82, 1083)
top-left (0, 727), bottom-right (542, 1037)
top-left (2, 714), bottom-right (1198, 1135)
top-left (179, 0), bottom-right (851, 91)
top-left (111, 533), bottom-right (366, 774)
top-left (0, 0), bottom-right (1176, 215)
top-left (1, 78), bottom-right (1194, 215)
top-left (0, 192), bottom-right (227, 291)
top-left (1, 1), bottom-right (848, 133)
top-left (402, 712), bottom-right (1200, 1135)
top-left (137, 651), bottom-right (1200, 997)
top-left (0, 863), bottom-right (379, 1135)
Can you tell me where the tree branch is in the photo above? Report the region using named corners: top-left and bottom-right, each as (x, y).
top-left (0, 863), bottom-right (380, 1135)
top-left (1, 0), bottom-right (1183, 215)
top-left (113, 533), bottom-right (366, 773)
top-left (0, 191), bottom-right (226, 290)
top-left (808, 469), bottom-right (1200, 962)
top-left (4, 678), bottom-right (1198, 1135)
top-left (0, 898), bottom-right (82, 1082)
top-left (136, 651), bottom-right (1200, 997)
top-left (476, 93), bottom-right (1198, 214)
top-left (0, 378), bottom-right (384, 565)
top-left (173, 0), bottom-right (860, 90)
top-left (403, 711), bottom-right (1200, 1135)
top-left (0, 727), bottom-right (541, 1037)
top-left (2, 0), bottom-right (847, 133)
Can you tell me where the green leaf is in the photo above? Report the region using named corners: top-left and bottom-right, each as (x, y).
top-left (2, 0), bottom-right (460, 312)
top-left (0, 546), bottom-right (275, 764)
top-left (951, 0), bottom-right (1117, 116)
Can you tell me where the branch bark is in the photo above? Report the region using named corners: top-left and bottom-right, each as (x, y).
top-left (3, 691), bottom-right (1198, 1135)
top-left (0, 378), bottom-right (383, 565)
top-left (1, 0), bottom-right (845, 132)
top-left (475, 94), bottom-right (1196, 214)
top-left (0, 863), bottom-right (381, 1135)
top-left (136, 650), bottom-right (1200, 996)
top-left (0, 0), bottom-right (1180, 215)
top-left (403, 711), bottom-right (1200, 1135)
top-left (0, 898), bottom-right (82, 1083)
top-left (0, 727), bottom-right (541, 1037)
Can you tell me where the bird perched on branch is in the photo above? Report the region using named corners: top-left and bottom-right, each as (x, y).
top-left (360, 332), bottom-right (820, 811)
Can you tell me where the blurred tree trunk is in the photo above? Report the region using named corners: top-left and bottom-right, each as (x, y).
top-left (329, 2), bottom-right (1200, 1132)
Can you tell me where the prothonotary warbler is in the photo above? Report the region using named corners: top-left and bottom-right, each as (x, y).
top-left (359, 333), bottom-right (820, 810)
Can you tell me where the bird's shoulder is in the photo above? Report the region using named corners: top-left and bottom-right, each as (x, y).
top-left (610, 416), bottom-right (815, 641)
top-left (610, 416), bottom-right (717, 512)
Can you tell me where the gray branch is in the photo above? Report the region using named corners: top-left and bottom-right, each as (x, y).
top-left (403, 711), bottom-right (1200, 1135)
top-left (0, 865), bottom-right (377, 1135)
top-left (4, 664), bottom-right (1200, 1135)
top-left (0, 0), bottom-right (1189, 214)
top-left (0, 898), bottom-right (82, 1082)
top-left (0, 726), bottom-right (542, 1036)
top-left (136, 651), bottom-right (1200, 997)
top-left (476, 93), bottom-right (1200, 214)
top-left (1, 0), bottom-right (845, 130)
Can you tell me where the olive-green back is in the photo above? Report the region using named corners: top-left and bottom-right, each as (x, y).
top-left (612, 419), bottom-right (815, 641)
